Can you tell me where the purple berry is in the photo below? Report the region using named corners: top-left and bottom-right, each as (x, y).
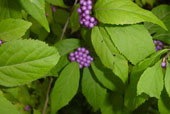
top-left (90, 57), bottom-right (94, 61)
top-left (83, 1), bottom-right (87, 6)
top-left (79, 20), bottom-right (83, 24)
top-left (82, 54), bottom-right (87, 58)
top-left (0, 40), bottom-right (2, 44)
top-left (87, 0), bottom-right (92, 5)
top-left (89, 23), bottom-right (94, 28)
top-left (52, 7), bottom-right (56, 12)
top-left (79, 64), bottom-right (83, 69)
top-left (90, 17), bottom-right (95, 22)
top-left (161, 62), bottom-right (166, 68)
top-left (86, 60), bottom-right (91, 64)
top-left (77, 8), bottom-right (82, 13)
top-left (85, 10), bottom-right (90, 15)
top-left (69, 52), bottom-right (74, 57)
top-left (24, 105), bottom-right (30, 111)
top-left (84, 63), bottom-right (89, 67)
top-left (84, 21), bottom-right (90, 27)
top-left (76, 59), bottom-right (81, 63)
top-left (81, 48), bottom-right (86, 52)
top-left (79, 56), bottom-right (83, 60)
top-left (75, 55), bottom-right (79, 59)
top-left (81, 6), bottom-right (87, 11)
top-left (70, 57), bottom-right (76, 62)
top-left (85, 50), bottom-right (89, 54)
top-left (87, 56), bottom-right (91, 60)
top-left (74, 51), bottom-right (78, 55)
top-left (153, 40), bottom-right (157, 44)
top-left (87, 5), bottom-right (92, 10)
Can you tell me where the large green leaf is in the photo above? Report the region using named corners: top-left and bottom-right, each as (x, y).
top-left (91, 59), bottom-right (124, 92)
top-left (94, 0), bottom-right (167, 30)
top-left (0, 19), bottom-right (32, 41)
top-left (55, 39), bottom-right (81, 56)
top-left (0, 39), bottom-right (60, 87)
top-left (165, 63), bottom-right (170, 97)
top-left (0, 0), bottom-right (22, 21)
top-left (19, 0), bottom-right (50, 32)
top-left (50, 62), bottom-right (80, 114)
top-left (137, 61), bottom-right (164, 98)
top-left (105, 24), bottom-right (155, 65)
top-left (82, 68), bottom-right (106, 111)
top-left (145, 5), bottom-right (170, 44)
top-left (0, 95), bottom-right (19, 114)
top-left (46, 0), bottom-right (67, 8)
top-left (92, 26), bottom-right (128, 83)
top-left (158, 89), bottom-right (170, 114)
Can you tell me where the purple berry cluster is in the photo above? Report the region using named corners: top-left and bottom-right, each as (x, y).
top-left (69, 47), bottom-right (93, 69)
top-left (77, 0), bottom-right (98, 28)
top-left (154, 40), bottom-right (163, 51)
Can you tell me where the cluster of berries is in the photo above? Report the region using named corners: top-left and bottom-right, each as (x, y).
top-left (153, 40), bottom-right (167, 68)
top-left (77, 0), bottom-right (98, 28)
top-left (69, 47), bottom-right (93, 69)
top-left (154, 40), bottom-right (163, 52)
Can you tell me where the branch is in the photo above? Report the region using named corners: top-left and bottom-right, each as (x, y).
top-left (60, 0), bottom-right (79, 40)
top-left (42, 77), bottom-right (54, 114)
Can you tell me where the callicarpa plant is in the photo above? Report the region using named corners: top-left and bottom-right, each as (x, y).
top-left (1, 0), bottom-right (170, 114)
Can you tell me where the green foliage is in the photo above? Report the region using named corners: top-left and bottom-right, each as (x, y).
top-left (145, 5), bottom-right (170, 44)
top-left (105, 24), bottom-right (155, 64)
top-left (91, 26), bottom-right (128, 83)
top-left (0, 95), bottom-right (19, 114)
top-left (19, 0), bottom-right (50, 32)
top-left (0, 19), bottom-right (31, 41)
top-left (0, 39), bottom-right (60, 87)
top-left (46, 0), bottom-right (67, 8)
top-left (82, 68), bottom-right (107, 111)
top-left (0, 0), bottom-right (22, 21)
top-left (137, 61), bottom-right (164, 98)
top-left (94, 0), bottom-right (167, 30)
top-left (50, 62), bottom-right (80, 114)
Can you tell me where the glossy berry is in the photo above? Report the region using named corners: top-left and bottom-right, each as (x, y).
top-left (161, 61), bottom-right (166, 68)
top-left (77, 0), bottom-right (98, 28)
top-left (69, 47), bottom-right (93, 69)
top-left (24, 105), bottom-right (30, 111)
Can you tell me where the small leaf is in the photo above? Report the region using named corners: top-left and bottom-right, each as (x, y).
top-left (91, 26), bottom-right (128, 83)
top-left (137, 61), bottom-right (164, 98)
top-left (55, 39), bottom-right (81, 56)
top-left (94, 0), bottom-right (167, 30)
top-left (165, 63), bottom-right (170, 97)
top-left (70, 4), bottom-right (80, 33)
top-left (82, 68), bottom-right (106, 111)
top-left (19, 0), bottom-right (50, 32)
top-left (0, 19), bottom-right (32, 41)
top-left (158, 89), bottom-right (170, 114)
top-left (50, 62), bottom-right (80, 114)
top-left (46, 0), bottom-right (67, 8)
top-left (0, 95), bottom-right (19, 114)
top-left (0, 39), bottom-right (60, 87)
top-left (105, 24), bottom-right (155, 65)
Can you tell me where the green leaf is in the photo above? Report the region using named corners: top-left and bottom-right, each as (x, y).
top-left (50, 62), bottom-right (80, 114)
top-left (70, 4), bottom-right (80, 33)
top-left (145, 5), bottom-right (170, 44)
top-left (105, 24), bottom-right (155, 65)
top-left (31, 0), bottom-right (45, 9)
top-left (137, 61), bottom-right (164, 98)
top-left (124, 71), bottom-right (148, 111)
top-left (19, 0), bottom-right (50, 32)
top-left (0, 39), bottom-right (60, 87)
top-left (46, 0), bottom-right (67, 8)
top-left (28, 16), bottom-right (48, 41)
top-left (0, 19), bottom-right (32, 41)
top-left (0, 0), bottom-right (22, 21)
top-left (101, 92), bottom-right (127, 114)
top-left (165, 63), bottom-right (170, 97)
top-left (53, 9), bottom-right (69, 25)
top-left (91, 58), bottom-right (124, 92)
top-left (94, 0), bottom-right (167, 30)
top-left (0, 95), bottom-right (19, 114)
top-left (47, 55), bottom-right (69, 77)
top-left (82, 68), bottom-right (106, 111)
top-left (55, 39), bottom-right (81, 56)
top-left (158, 89), bottom-right (170, 114)
top-left (91, 26), bottom-right (128, 83)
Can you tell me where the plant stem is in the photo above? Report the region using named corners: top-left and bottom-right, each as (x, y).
top-left (43, 1), bottom-right (78, 113)
top-left (60, 0), bottom-right (79, 40)
top-left (42, 77), bottom-right (54, 114)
